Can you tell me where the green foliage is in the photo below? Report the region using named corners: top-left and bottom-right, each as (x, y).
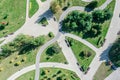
top-left (48, 32), bottom-right (54, 37)
top-left (0, 24), bottom-right (5, 30)
top-left (85, 1), bottom-right (98, 9)
top-left (14, 61), bottom-right (21, 66)
top-left (92, 9), bottom-right (113, 23)
top-left (46, 44), bottom-right (61, 56)
top-left (62, 11), bottom-right (92, 33)
top-left (1, 34), bottom-right (46, 56)
top-left (39, 17), bottom-right (48, 26)
top-left (62, 9), bottom-right (112, 39)
top-left (50, 1), bottom-right (62, 14)
top-left (109, 38), bottom-right (120, 67)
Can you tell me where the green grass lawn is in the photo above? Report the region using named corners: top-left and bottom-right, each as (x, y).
top-left (93, 62), bottom-right (113, 80)
top-left (52, 0), bottom-right (106, 20)
top-left (29, 0), bottom-right (39, 17)
top-left (16, 68), bottom-right (80, 80)
top-left (39, 17), bottom-right (48, 26)
top-left (87, 0), bottom-right (116, 47)
top-left (0, 35), bottom-right (53, 80)
top-left (40, 42), bottom-right (67, 64)
top-left (41, 0), bottom-right (46, 2)
top-left (66, 37), bottom-right (96, 71)
top-left (0, 0), bottom-right (26, 38)
top-left (67, 0), bottom-right (115, 48)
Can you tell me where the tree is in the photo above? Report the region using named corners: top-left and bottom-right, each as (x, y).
top-left (48, 32), bottom-right (54, 37)
top-left (71, 22), bottom-right (77, 29)
top-left (1, 43), bottom-right (16, 56)
top-left (104, 9), bottom-right (113, 20)
top-left (33, 36), bottom-right (45, 46)
top-left (92, 10), bottom-right (105, 23)
top-left (89, 24), bottom-right (101, 37)
top-left (85, 1), bottom-right (98, 9)
top-left (46, 45), bottom-right (61, 56)
top-left (109, 38), bottom-right (120, 66)
top-left (50, 1), bottom-right (62, 14)
top-left (51, 45), bottom-right (61, 54)
top-left (0, 24), bottom-right (5, 30)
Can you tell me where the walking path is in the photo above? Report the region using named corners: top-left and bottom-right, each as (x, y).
top-left (105, 68), bottom-right (120, 80)
top-left (85, 0), bottom-right (120, 79)
top-left (81, 0), bottom-right (93, 2)
top-left (6, 0), bottom-right (120, 80)
top-left (57, 35), bottom-right (85, 80)
top-left (64, 33), bottom-right (99, 52)
top-left (26, 0), bottom-right (30, 21)
top-left (7, 62), bottom-right (73, 80)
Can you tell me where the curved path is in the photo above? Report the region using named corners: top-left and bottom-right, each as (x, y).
top-left (64, 33), bottom-right (99, 52)
top-left (7, 62), bottom-right (73, 80)
top-left (81, 0), bottom-right (93, 2)
top-left (7, 0), bottom-right (117, 80)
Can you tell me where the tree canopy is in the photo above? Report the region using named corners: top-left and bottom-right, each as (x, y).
top-left (109, 38), bottom-right (120, 67)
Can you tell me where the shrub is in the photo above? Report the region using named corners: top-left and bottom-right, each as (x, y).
top-left (41, 70), bottom-right (46, 76)
top-left (3, 14), bottom-right (8, 19)
top-left (29, 77), bottom-right (34, 80)
top-left (15, 55), bottom-right (19, 59)
top-left (9, 59), bottom-right (14, 63)
top-left (56, 77), bottom-right (62, 80)
top-left (21, 57), bottom-right (27, 62)
top-left (85, 1), bottom-right (98, 9)
top-left (14, 61), bottom-right (21, 66)
top-left (0, 67), bottom-right (4, 72)
top-left (79, 51), bottom-right (85, 58)
top-left (48, 32), bottom-right (54, 37)
top-left (57, 70), bottom-right (62, 74)
top-left (86, 52), bottom-right (92, 57)
top-left (0, 24), bottom-right (5, 30)
top-left (46, 44), bottom-right (61, 56)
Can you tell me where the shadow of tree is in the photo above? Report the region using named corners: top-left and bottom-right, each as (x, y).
top-left (99, 44), bottom-right (112, 62)
top-left (35, 9), bottom-right (53, 23)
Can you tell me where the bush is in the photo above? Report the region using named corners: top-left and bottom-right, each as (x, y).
top-left (46, 44), bottom-right (61, 56)
top-left (85, 1), bottom-right (98, 9)
top-left (48, 32), bottom-right (54, 37)
top-left (21, 57), bottom-right (27, 62)
top-left (0, 67), bottom-right (4, 72)
top-left (79, 51), bottom-right (85, 58)
top-left (14, 61), bottom-right (21, 66)
top-left (56, 77), bottom-right (62, 80)
top-left (3, 14), bottom-right (8, 19)
top-left (86, 52), bottom-right (92, 57)
top-left (41, 70), bottom-right (46, 76)
top-left (1, 34), bottom-right (46, 56)
top-left (9, 59), bottom-right (14, 63)
top-left (109, 38), bottom-right (120, 67)
top-left (0, 24), bottom-right (5, 30)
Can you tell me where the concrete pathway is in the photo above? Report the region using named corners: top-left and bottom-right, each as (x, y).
top-left (7, 62), bottom-right (73, 80)
top-left (81, 0), bottom-right (93, 2)
top-left (105, 68), bottom-right (120, 80)
top-left (26, 0), bottom-right (30, 21)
